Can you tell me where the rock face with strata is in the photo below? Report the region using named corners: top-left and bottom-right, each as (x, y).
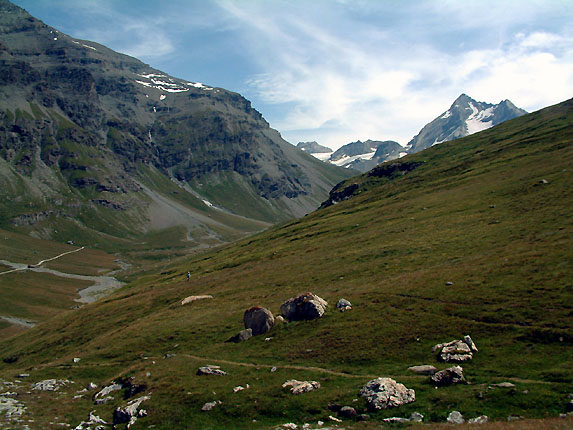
top-left (432, 335), bottom-right (478, 362)
top-left (358, 378), bottom-right (415, 410)
top-left (243, 307), bottom-right (275, 335)
top-left (282, 380), bottom-right (321, 394)
top-left (280, 293), bottom-right (328, 321)
top-left (430, 366), bottom-right (466, 386)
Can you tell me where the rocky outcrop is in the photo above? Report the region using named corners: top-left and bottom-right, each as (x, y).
top-left (243, 307), bottom-right (274, 335)
top-left (31, 379), bottom-right (72, 391)
top-left (433, 335), bottom-right (478, 362)
top-left (430, 366), bottom-right (466, 386)
top-left (113, 395), bottom-right (149, 428)
top-left (282, 380), bottom-right (321, 394)
top-left (201, 400), bottom-right (222, 411)
top-left (358, 378), bottom-right (415, 410)
top-left (280, 293), bottom-right (327, 321)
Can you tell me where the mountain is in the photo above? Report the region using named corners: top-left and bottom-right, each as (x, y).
top-left (296, 141), bottom-right (332, 154)
top-left (2, 88), bottom-right (570, 429)
top-left (329, 139), bottom-right (404, 172)
top-left (296, 141), bottom-right (332, 161)
top-left (406, 93), bottom-right (527, 153)
top-left (0, 0), bottom-right (352, 252)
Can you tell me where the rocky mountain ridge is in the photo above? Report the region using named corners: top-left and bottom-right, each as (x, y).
top-left (0, 0), bottom-right (352, 249)
top-left (303, 95), bottom-right (526, 173)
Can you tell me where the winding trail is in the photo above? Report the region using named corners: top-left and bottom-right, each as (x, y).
top-left (0, 246), bottom-right (85, 275)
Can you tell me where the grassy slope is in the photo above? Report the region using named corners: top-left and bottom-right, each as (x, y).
top-left (0, 100), bottom-right (571, 429)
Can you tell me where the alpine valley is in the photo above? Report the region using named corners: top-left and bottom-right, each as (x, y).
top-left (0, 0), bottom-right (352, 255)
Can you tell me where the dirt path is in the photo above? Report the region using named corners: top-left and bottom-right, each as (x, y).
top-left (0, 246), bottom-right (85, 276)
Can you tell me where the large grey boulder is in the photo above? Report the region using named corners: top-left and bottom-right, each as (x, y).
top-left (243, 307), bottom-right (274, 336)
top-left (358, 378), bottom-right (415, 410)
top-left (432, 335), bottom-right (478, 362)
top-left (431, 366), bottom-right (466, 386)
top-left (280, 292), bottom-right (328, 321)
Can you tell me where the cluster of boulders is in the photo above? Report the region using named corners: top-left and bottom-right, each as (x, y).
top-left (282, 380), bottom-right (321, 395)
top-left (227, 292), bottom-right (334, 342)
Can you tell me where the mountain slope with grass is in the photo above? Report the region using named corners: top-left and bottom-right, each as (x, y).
top-left (0, 0), bottom-right (351, 252)
top-left (0, 99), bottom-right (571, 428)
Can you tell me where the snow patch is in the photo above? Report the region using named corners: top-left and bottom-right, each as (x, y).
top-left (441, 110), bottom-right (452, 119)
top-left (310, 152), bottom-right (332, 161)
top-left (465, 103), bottom-right (494, 134)
top-left (398, 152), bottom-right (408, 158)
top-left (160, 94), bottom-right (166, 101)
top-left (331, 151), bottom-right (375, 167)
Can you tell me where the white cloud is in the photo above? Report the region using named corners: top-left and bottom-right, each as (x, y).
top-left (217, 1), bottom-right (573, 149)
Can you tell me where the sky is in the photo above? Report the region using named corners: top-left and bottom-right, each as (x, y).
top-left (12, 0), bottom-right (573, 150)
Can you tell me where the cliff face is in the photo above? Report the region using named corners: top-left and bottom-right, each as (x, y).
top-left (0, 0), bottom-right (352, 246)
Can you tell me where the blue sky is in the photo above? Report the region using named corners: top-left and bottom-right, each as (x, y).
top-left (13, 0), bottom-right (573, 149)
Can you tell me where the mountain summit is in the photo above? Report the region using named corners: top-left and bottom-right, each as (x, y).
top-left (0, 0), bottom-right (351, 248)
top-left (406, 93), bottom-right (527, 153)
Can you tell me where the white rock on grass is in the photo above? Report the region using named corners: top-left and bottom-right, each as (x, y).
top-left (468, 415), bottom-right (489, 424)
top-left (447, 411), bottom-right (465, 424)
top-left (282, 380), bottom-right (320, 395)
top-left (359, 377), bottom-right (415, 410)
top-left (31, 379), bottom-right (72, 391)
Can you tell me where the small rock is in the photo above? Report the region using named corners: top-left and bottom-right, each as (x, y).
top-left (328, 415), bottom-right (342, 422)
top-left (271, 366), bottom-right (277, 372)
top-left (280, 292), bottom-right (328, 321)
top-left (445, 281), bottom-right (454, 286)
top-left (88, 382), bottom-right (98, 390)
top-left (358, 377), bottom-right (415, 410)
top-left (17, 374), bottom-right (30, 378)
top-left (447, 411), bottom-right (465, 424)
top-left (489, 382), bottom-right (515, 388)
top-left (226, 328), bottom-right (253, 343)
top-left (383, 417), bottom-right (410, 423)
top-left (73, 357), bottom-right (81, 363)
top-left (507, 415), bottom-right (523, 421)
top-left (278, 424), bottom-right (297, 429)
top-left (94, 396), bottom-right (114, 405)
top-left (196, 365), bottom-right (227, 376)
top-left (338, 406), bottom-right (357, 418)
top-left (181, 295), bottom-right (213, 305)
top-left (431, 366), bottom-right (466, 386)
top-left (468, 415), bottom-right (489, 424)
top-left (336, 298), bottom-right (352, 312)
top-left (94, 383), bottom-right (122, 399)
top-left (282, 380), bottom-right (320, 394)
top-left (408, 365), bottom-right (437, 375)
top-left (244, 307), bottom-right (275, 336)
top-left (539, 179), bottom-right (549, 184)
top-left (410, 412), bottom-right (424, 422)
top-left (265, 337), bottom-right (273, 341)
top-left (201, 400), bottom-right (222, 412)
top-left (276, 315), bottom-right (287, 323)
top-left (233, 386), bottom-right (245, 393)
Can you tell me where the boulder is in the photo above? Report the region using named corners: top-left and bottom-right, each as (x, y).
top-left (244, 307), bottom-right (275, 336)
top-left (226, 328), bottom-right (253, 343)
top-left (113, 395), bottom-right (150, 427)
top-left (358, 377), bottom-right (415, 410)
top-left (383, 417), bottom-right (410, 423)
top-left (336, 298), bottom-right (352, 312)
top-left (408, 365), bottom-right (437, 375)
top-left (431, 366), bottom-right (466, 386)
top-left (468, 415), bottom-right (489, 424)
top-left (201, 400), bottom-right (221, 411)
top-left (447, 411), bottom-right (465, 424)
top-left (280, 292), bottom-right (328, 321)
top-left (432, 335), bottom-right (477, 362)
top-left (196, 365), bottom-right (227, 376)
top-left (338, 406), bottom-right (357, 418)
top-left (282, 379), bottom-right (320, 394)
top-left (410, 412), bottom-right (424, 422)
